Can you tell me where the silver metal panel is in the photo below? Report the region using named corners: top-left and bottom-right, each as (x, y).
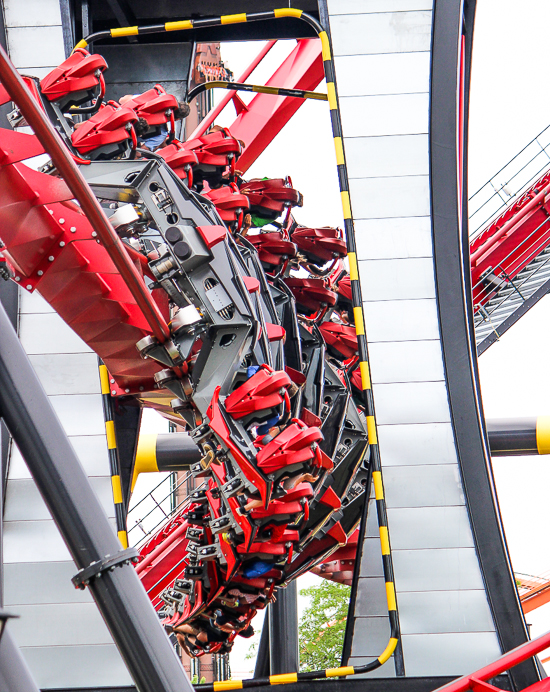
top-left (365, 496), bottom-right (380, 538)
top-left (330, 12), bottom-right (432, 56)
top-left (68, 435), bottom-right (111, 475)
top-left (362, 299), bottom-right (440, 342)
top-left (4, 520), bottom-right (72, 563)
top-left (350, 176), bottom-right (430, 219)
top-left (368, 340), bottom-right (444, 384)
top-left (400, 632), bottom-right (501, 676)
top-left (383, 465), bottom-right (465, 508)
top-left (387, 506), bottom-right (474, 549)
top-left (4, 477), bottom-right (115, 521)
top-left (371, 382), bottom-right (451, 425)
top-left (19, 312), bottom-right (92, 354)
top-left (346, 134), bottom-right (429, 179)
top-left (328, 3), bottom-right (500, 676)
top-left (11, 603), bottom-right (113, 647)
top-left (340, 94), bottom-right (429, 138)
top-left (335, 52), bottom-right (431, 96)
top-left (19, 644), bottom-right (133, 689)
top-left (359, 259), bottom-right (436, 302)
top-left (398, 590), bottom-right (495, 634)
top-left (49, 394), bottom-right (106, 436)
top-left (3, 0), bottom-right (61, 26)
top-left (15, 66), bottom-right (57, 79)
top-left (355, 577), bottom-right (389, 616)
top-left (355, 217), bottom-right (433, 260)
top-left (360, 537), bottom-right (384, 577)
top-left (19, 290), bottom-right (54, 314)
top-left (392, 548), bottom-right (485, 592)
top-left (4, 561), bottom-right (92, 605)
top-left (350, 616), bottom-right (391, 657)
top-left (327, 0), bottom-right (433, 15)
top-left (9, 435), bottom-right (111, 479)
top-left (6, 27), bottom-right (65, 69)
top-left (376, 423), bottom-right (457, 466)
top-left (28, 353), bottom-right (101, 395)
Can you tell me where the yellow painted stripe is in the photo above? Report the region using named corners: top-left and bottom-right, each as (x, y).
top-left (73, 39), bottom-right (87, 51)
top-left (105, 420), bottom-right (116, 449)
top-left (348, 252), bottom-right (359, 281)
top-left (536, 416), bottom-right (550, 454)
top-left (367, 416), bottom-right (377, 445)
top-left (334, 136), bottom-right (345, 165)
top-left (270, 674), bottom-right (298, 685)
top-left (132, 434), bottom-right (159, 490)
top-left (274, 8), bottom-right (303, 18)
top-left (221, 12), bottom-right (247, 24)
top-left (379, 526), bottom-right (390, 555)
top-left (326, 667), bottom-right (354, 678)
top-left (319, 30), bottom-right (332, 61)
top-left (111, 475), bottom-right (123, 504)
top-left (378, 637), bottom-right (399, 665)
top-left (165, 19), bottom-right (193, 31)
top-left (341, 191), bottom-right (351, 219)
top-left (213, 681), bottom-right (243, 691)
top-left (111, 26), bottom-right (138, 37)
top-left (354, 307), bottom-right (365, 336)
top-left (118, 530), bottom-right (128, 549)
top-left (99, 364), bottom-right (110, 395)
top-left (306, 91), bottom-right (328, 101)
top-left (253, 85), bottom-right (279, 95)
top-left (385, 582), bottom-right (397, 611)
top-left (359, 361), bottom-right (371, 390)
top-left (327, 81), bottom-right (337, 110)
top-left (372, 470), bottom-right (383, 500)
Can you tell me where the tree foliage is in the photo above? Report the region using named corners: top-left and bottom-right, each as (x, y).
top-left (299, 581), bottom-right (351, 672)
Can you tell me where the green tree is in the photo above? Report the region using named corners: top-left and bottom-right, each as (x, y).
top-left (299, 581), bottom-right (351, 672)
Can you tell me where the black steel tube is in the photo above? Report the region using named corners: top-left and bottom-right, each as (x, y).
top-left (269, 582), bottom-right (299, 674)
top-left (487, 417), bottom-right (545, 456)
top-left (0, 301), bottom-right (194, 692)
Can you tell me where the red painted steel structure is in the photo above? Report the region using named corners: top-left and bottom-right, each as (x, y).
top-left (432, 629), bottom-right (550, 692)
top-left (226, 39), bottom-right (323, 172)
top-left (188, 40), bottom-right (277, 141)
top-left (0, 56), bottom-right (168, 394)
top-left (470, 170), bottom-right (550, 312)
top-left (4, 21), bottom-right (550, 680)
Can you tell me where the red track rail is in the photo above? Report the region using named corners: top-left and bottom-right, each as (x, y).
top-left (0, 45), bottom-right (167, 392)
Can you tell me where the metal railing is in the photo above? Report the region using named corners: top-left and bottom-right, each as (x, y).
top-left (469, 123), bottom-right (550, 240)
top-left (127, 470), bottom-right (194, 548)
top-left (469, 124), bottom-right (550, 345)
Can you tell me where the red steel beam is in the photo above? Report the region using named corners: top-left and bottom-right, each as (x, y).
top-left (433, 630), bottom-right (550, 692)
top-left (188, 39), bottom-right (277, 141)
top-left (0, 44), bottom-right (170, 343)
top-left (227, 38), bottom-right (324, 173)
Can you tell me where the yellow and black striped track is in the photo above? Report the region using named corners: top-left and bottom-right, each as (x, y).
top-left (186, 81), bottom-right (327, 104)
top-left (99, 360), bottom-right (128, 549)
top-left (77, 8), bottom-right (400, 684)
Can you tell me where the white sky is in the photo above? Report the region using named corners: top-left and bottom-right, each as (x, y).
top-left (135, 0), bottom-right (550, 674)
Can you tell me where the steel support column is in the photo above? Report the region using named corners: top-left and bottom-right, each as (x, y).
top-left (269, 582), bottom-right (299, 675)
top-left (0, 300), bottom-right (193, 692)
top-left (0, 632), bottom-right (41, 692)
